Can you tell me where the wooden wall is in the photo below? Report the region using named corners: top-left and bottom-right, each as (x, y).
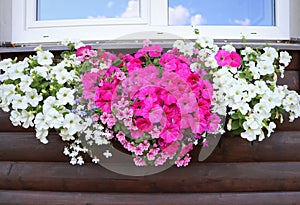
top-left (0, 47), bottom-right (300, 204)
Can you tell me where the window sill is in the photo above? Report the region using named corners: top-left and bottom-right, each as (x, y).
top-left (1, 40), bottom-right (300, 54)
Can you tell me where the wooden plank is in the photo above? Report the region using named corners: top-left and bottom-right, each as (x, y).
top-left (0, 110), bottom-right (33, 132)
top-left (205, 131), bottom-right (300, 162)
top-left (0, 190), bottom-right (300, 205)
top-left (0, 132), bottom-right (68, 162)
top-left (1, 161), bottom-right (300, 193)
top-left (277, 71), bottom-right (299, 92)
top-left (286, 50), bottom-right (300, 71)
top-left (0, 131), bottom-right (300, 163)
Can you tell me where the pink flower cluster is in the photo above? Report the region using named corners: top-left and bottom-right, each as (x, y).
top-left (78, 42), bottom-right (220, 167)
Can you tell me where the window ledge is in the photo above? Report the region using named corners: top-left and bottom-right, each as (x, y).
top-left (1, 40), bottom-right (300, 54)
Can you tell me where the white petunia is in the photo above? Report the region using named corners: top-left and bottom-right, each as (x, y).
top-left (63, 113), bottom-right (82, 135)
top-left (0, 71), bottom-right (9, 81)
top-left (45, 108), bottom-right (64, 129)
top-left (19, 75), bottom-right (33, 92)
top-left (35, 128), bottom-right (49, 144)
top-left (37, 50), bottom-right (54, 66)
top-left (0, 58), bottom-right (12, 71)
top-left (260, 91), bottom-right (282, 109)
top-left (181, 42), bottom-right (194, 56)
top-left (43, 96), bottom-right (57, 113)
top-left (279, 51), bottom-right (292, 67)
top-left (59, 128), bottom-right (76, 141)
top-left (55, 69), bottom-right (70, 84)
top-left (56, 87), bottom-right (75, 105)
top-left (248, 61), bottom-right (260, 79)
top-left (34, 112), bottom-right (49, 130)
top-left (241, 125), bottom-right (261, 141)
top-left (173, 40), bottom-right (185, 50)
top-left (236, 102), bottom-right (251, 115)
top-left (7, 62), bottom-right (26, 80)
top-left (12, 94), bottom-right (28, 110)
top-left (26, 89), bottom-right (43, 107)
top-left (69, 54), bottom-right (81, 66)
top-left (260, 47), bottom-right (278, 61)
top-left (51, 63), bottom-right (65, 76)
top-left (241, 47), bottom-right (256, 61)
top-left (0, 84), bottom-right (16, 101)
top-left (9, 110), bottom-right (22, 126)
top-left (204, 56), bottom-right (218, 68)
top-left (266, 122), bottom-right (276, 138)
top-left (222, 44), bottom-right (236, 52)
top-left (254, 80), bottom-right (269, 95)
top-left (20, 110), bottom-right (34, 128)
top-left (253, 102), bottom-right (272, 119)
top-left (257, 60), bottom-right (274, 76)
top-left (0, 98), bottom-right (10, 112)
top-left (32, 66), bottom-right (49, 79)
top-left (197, 36), bottom-right (214, 48)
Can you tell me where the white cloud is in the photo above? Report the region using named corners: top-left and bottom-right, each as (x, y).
top-left (169, 5), bottom-right (190, 25)
top-left (190, 14), bottom-right (206, 25)
top-left (169, 5), bottom-right (206, 26)
top-left (107, 1), bottom-right (114, 8)
top-left (87, 15), bottom-right (106, 19)
top-left (234, 18), bottom-right (251, 26)
top-left (121, 0), bottom-right (139, 18)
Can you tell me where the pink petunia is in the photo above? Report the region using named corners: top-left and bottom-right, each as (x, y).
top-left (229, 51), bottom-right (242, 67)
top-left (135, 117), bottom-right (152, 131)
top-left (215, 49), bottom-right (231, 67)
top-left (148, 44), bottom-right (163, 57)
top-left (76, 45), bottom-right (92, 57)
top-left (207, 113), bottom-right (221, 132)
top-left (160, 123), bottom-right (180, 144)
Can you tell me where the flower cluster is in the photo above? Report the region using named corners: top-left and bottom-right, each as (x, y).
top-left (0, 35), bottom-right (299, 168)
top-left (76, 41), bottom-right (220, 167)
top-left (174, 37), bottom-right (300, 141)
top-left (0, 43), bottom-right (83, 144)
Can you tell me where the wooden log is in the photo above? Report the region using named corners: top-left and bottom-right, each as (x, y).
top-left (1, 161), bottom-right (300, 193)
top-left (0, 190), bottom-right (300, 205)
top-left (286, 50), bottom-right (300, 71)
top-left (0, 132), bottom-right (68, 162)
top-left (0, 131), bottom-right (300, 163)
top-left (277, 71), bottom-right (299, 92)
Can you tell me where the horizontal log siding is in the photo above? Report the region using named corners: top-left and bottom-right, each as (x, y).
top-left (0, 47), bottom-right (299, 204)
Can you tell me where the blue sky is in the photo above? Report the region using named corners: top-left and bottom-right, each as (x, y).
top-left (38, 0), bottom-right (274, 26)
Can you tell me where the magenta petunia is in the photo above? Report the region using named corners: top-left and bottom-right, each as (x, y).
top-left (215, 49), bottom-right (231, 67)
top-left (229, 51), bottom-right (242, 67)
top-left (135, 117), bottom-right (152, 131)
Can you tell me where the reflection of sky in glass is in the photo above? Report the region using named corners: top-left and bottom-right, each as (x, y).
top-left (168, 0), bottom-right (275, 26)
top-left (37, 0), bottom-right (140, 20)
top-left (37, 0), bottom-right (274, 26)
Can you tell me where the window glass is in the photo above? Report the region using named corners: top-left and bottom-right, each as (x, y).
top-left (168, 0), bottom-right (275, 26)
top-left (37, 0), bottom-right (140, 21)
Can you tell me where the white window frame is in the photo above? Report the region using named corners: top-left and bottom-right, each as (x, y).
top-left (1, 0), bottom-right (298, 44)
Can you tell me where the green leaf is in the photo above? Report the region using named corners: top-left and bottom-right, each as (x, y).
top-left (230, 112), bottom-right (240, 120)
top-left (113, 59), bottom-right (122, 67)
top-left (231, 120), bottom-right (240, 130)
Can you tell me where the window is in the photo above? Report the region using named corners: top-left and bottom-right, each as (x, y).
top-left (1, 0), bottom-right (297, 44)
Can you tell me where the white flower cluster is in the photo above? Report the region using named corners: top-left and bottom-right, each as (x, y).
top-left (213, 46), bottom-right (299, 141)
top-left (174, 36), bottom-right (300, 142)
top-left (0, 46), bottom-right (83, 144)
